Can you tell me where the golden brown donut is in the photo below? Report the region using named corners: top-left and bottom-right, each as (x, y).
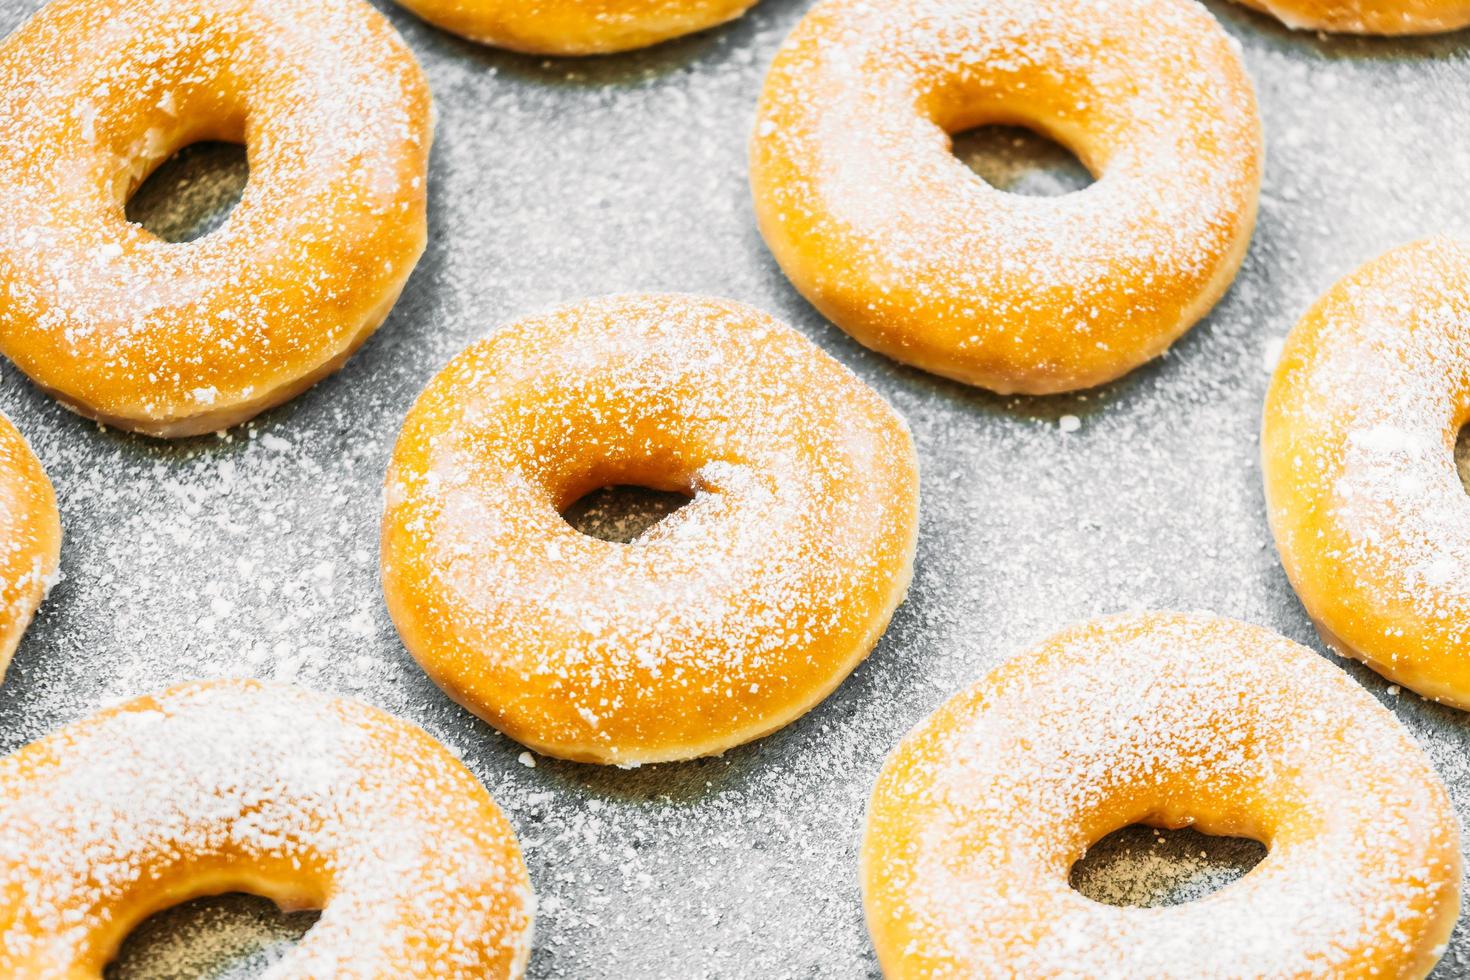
top-left (381, 294), bottom-right (919, 766)
top-left (0, 0), bottom-right (432, 438)
top-left (1263, 238), bottom-right (1470, 709)
top-left (1233, 0), bottom-right (1470, 34)
top-left (389, 0), bottom-right (760, 55)
top-left (750, 0), bottom-right (1262, 395)
top-left (864, 612), bottom-right (1462, 978)
top-left (0, 679), bottom-right (534, 977)
top-left (0, 413), bottom-right (60, 681)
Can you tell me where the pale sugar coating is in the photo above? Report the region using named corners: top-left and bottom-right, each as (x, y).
top-left (864, 612), bottom-right (1463, 978)
top-left (0, 679), bottom-right (534, 977)
top-left (381, 293), bottom-right (920, 765)
top-left (0, 412), bottom-right (60, 681)
top-left (0, 0), bottom-right (432, 436)
top-left (1263, 238), bottom-right (1470, 709)
top-left (750, 0), bottom-right (1262, 395)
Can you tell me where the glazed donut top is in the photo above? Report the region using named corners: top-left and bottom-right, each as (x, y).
top-left (0, 680), bottom-right (533, 977)
top-left (864, 612), bottom-right (1461, 978)
top-left (1263, 237), bottom-right (1470, 706)
top-left (750, 0), bottom-right (1261, 394)
top-left (0, 0), bottom-right (431, 436)
top-left (382, 293), bottom-right (919, 765)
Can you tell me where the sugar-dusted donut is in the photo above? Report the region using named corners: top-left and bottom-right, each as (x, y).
top-left (750, 0), bottom-right (1262, 395)
top-left (0, 680), bottom-right (534, 976)
top-left (389, 0), bottom-right (759, 55)
top-left (381, 294), bottom-right (919, 766)
top-left (0, 0), bottom-right (432, 438)
top-left (1233, 0), bottom-right (1470, 34)
top-left (0, 413), bottom-right (60, 681)
top-left (1263, 238), bottom-right (1470, 708)
top-left (864, 612), bottom-right (1461, 978)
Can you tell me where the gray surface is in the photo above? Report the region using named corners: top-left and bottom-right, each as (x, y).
top-left (0, 0), bottom-right (1468, 976)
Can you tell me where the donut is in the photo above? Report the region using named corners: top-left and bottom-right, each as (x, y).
top-left (389, 0), bottom-right (760, 55)
top-left (0, 0), bottom-right (432, 438)
top-left (381, 294), bottom-right (919, 766)
top-left (1263, 238), bottom-right (1470, 708)
top-left (0, 413), bottom-right (60, 681)
top-left (0, 679), bottom-right (534, 977)
top-left (1232, 0), bottom-right (1470, 35)
top-left (864, 611), bottom-right (1461, 978)
top-left (749, 0), bottom-right (1262, 395)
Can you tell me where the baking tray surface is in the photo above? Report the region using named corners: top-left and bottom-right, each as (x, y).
top-left (0, 0), bottom-right (1468, 976)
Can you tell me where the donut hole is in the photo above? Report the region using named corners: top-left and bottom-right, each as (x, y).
top-left (537, 416), bottom-right (709, 543)
top-left (1454, 423), bottom-right (1470, 495)
top-left (950, 124), bottom-right (1094, 197)
top-left (105, 892), bottom-right (318, 978)
top-left (124, 140), bottom-right (249, 244)
top-left (1070, 823), bottom-right (1266, 908)
top-left (561, 484), bottom-right (694, 543)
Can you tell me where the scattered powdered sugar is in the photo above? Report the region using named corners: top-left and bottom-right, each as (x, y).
top-left (108, 894), bottom-right (317, 980)
top-left (1260, 335), bottom-right (1286, 373)
top-left (560, 484), bottom-right (692, 543)
top-left (0, 679), bottom-right (533, 976)
top-left (123, 141), bottom-right (249, 245)
top-left (1069, 823), bottom-right (1266, 909)
top-left (949, 124), bottom-right (1095, 198)
top-left (0, 0), bottom-right (1466, 975)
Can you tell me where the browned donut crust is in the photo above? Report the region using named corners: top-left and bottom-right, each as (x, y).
top-left (0, 413), bottom-right (59, 681)
top-left (1234, 0), bottom-right (1470, 34)
top-left (391, 0), bottom-right (760, 55)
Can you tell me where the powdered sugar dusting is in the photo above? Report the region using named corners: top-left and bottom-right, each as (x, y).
top-left (0, 679), bottom-right (533, 976)
top-left (750, 0), bottom-right (1260, 392)
top-left (1263, 238), bottom-right (1470, 704)
top-left (0, 0), bottom-right (431, 434)
top-left (382, 293), bottom-right (918, 764)
top-left (866, 613), bottom-right (1461, 976)
top-left (108, 894), bottom-right (317, 979)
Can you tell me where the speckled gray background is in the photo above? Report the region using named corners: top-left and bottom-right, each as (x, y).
top-left (0, 0), bottom-right (1468, 976)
